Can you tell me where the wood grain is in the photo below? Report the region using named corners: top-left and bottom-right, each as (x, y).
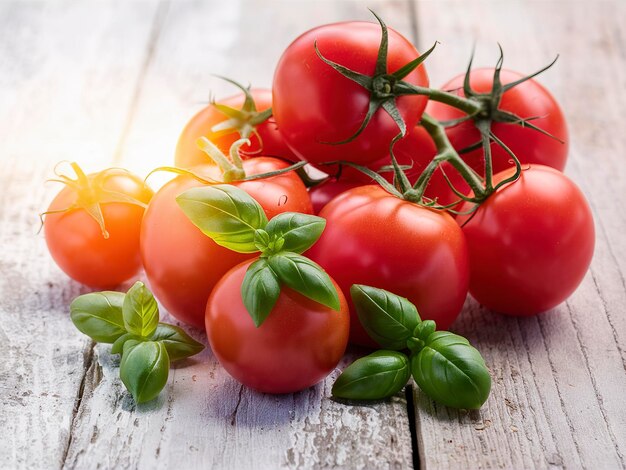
top-left (412, 1), bottom-right (626, 468)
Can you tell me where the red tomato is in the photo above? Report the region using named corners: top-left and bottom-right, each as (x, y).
top-left (272, 21), bottom-right (429, 168)
top-left (427, 69), bottom-right (568, 176)
top-left (206, 260), bottom-right (350, 393)
top-left (340, 125), bottom-right (469, 208)
top-left (457, 165), bottom-right (594, 315)
top-left (45, 169), bottom-right (153, 288)
top-left (307, 185), bottom-right (469, 346)
top-left (309, 178), bottom-right (363, 214)
top-left (141, 158), bottom-right (312, 328)
top-left (175, 89), bottom-right (296, 168)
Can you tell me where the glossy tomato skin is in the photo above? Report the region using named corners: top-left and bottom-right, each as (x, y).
top-left (206, 260), bottom-right (350, 394)
top-left (45, 172), bottom-right (153, 288)
top-left (427, 69), bottom-right (568, 176)
top-left (457, 165), bottom-right (594, 315)
top-left (175, 89), bottom-right (296, 168)
top-left (273, 21), bottom-right (429, 168)
top-left (307, 186), bottom-right (469, 346)
top-left (141, 158), bottom-right (312, 328)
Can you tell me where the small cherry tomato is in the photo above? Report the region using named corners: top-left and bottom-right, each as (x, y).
top-left (44, 164), bottom-right (153, 288)
top-left (206, 260), bottom-right (350, 393)
top-left (457, 165), bottom-right (594, 315)
top-left (141, 158), bottom-right (312, 328)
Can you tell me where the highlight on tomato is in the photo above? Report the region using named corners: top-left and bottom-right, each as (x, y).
top-left (272, 11), bottom-right (433, 169)
top-left (141, 139), bottom-right (312, 328)
top-left (175, 77), bottom-right (296, 169)
top-left (176, 184), bottom-right (349, 393)
top-left (42, 162), bottom-right (153, 288)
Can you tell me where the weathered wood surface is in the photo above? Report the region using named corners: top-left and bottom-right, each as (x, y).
top-left (1, 1), bottom-right (624, 469)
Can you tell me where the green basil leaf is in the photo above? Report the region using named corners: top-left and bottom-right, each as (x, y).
top-left (111, 332), bottom-right (142, 355)
top-left (176, 184), bottom-right (268, 253)
top-left (332, 351), bottom-right (411, 400)
top-left (123, 281), bottom-right (159, 338)
top-left (241, 258), bottom-right (281, 327)
top-left (350, 285), bottom-right (420, 350)
top-left (70, 291), bottom-right (126, 343)
top-left (150, 323), bottom-right (205, 361)
top-left (120, 340), bottom-right (170, 404)
top-left (264, 212), bottom-right (326, 254)
top-left (411, 331), bottom-right (491, 409)
top-left (268, 252), bottom-right (340, 311)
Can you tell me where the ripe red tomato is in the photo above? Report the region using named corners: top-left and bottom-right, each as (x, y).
top-left (175, 89), bottom-right (296, 168)
top-left (457, 165), bottom-right (594, 315)
top-left (307, 185), bottom-right (469, 346)
top-left (44, 169), bottom-right (153, 288)
top-left (340, 125), bottom-right (469, 208)
top-left (272, 21), bottom-right (429, 168)
top-left (206, 260), bottom-right (350, 393)
top-left (309, 178), bottom-right (363, 214)
top-left (141, 158), bottom-right (312, 328)
top-left (426, 68), bottom-right (568, 176)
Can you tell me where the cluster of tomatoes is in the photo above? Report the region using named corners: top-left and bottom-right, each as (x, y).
top-left (43, 14), bottom-right (595, 396)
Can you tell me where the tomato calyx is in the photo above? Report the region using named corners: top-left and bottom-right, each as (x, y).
top-left (40, 162), bottom-right (149, 239)
top-left (207, 76), bottom-right (273, 150)
top-left (176, 185), bottom-right (340, 327)
top-left (313, 10), bottom-right (437, 143)
top-left (332, 285), bottom-right (491, 409)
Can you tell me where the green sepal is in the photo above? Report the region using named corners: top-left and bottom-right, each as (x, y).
top-left (350, 285), bottom-right (420, 350)
top-left (123, 281), bottom-right (159, 338)
top-left (268, 252), bottom-right (340, 311)
top-left (176, 184), bottom-right (268, 253)
top-left (119, 340), bottom-right (170, 404)
top-left (241, 258), bottom-right (281, 327)
top-left (111, 332), bottom-right (141, 355)
top-left (150, 324), bottom-right (205, 361)
top-left (264, 212), bottom-right (326, 254)
top-left (332, 350), bottom-right (411, 400)
top-left (411, 331), bottom-right (491, 409)
top-left (69, 291), bottom-right (126, 343)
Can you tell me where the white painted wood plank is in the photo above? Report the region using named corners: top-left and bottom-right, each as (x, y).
top-left (413, 1), bottom-right (626, 468)
top-left (0, 2), bottom-right (162, 469)
top-left (63, 1), bottom-right (416, 469)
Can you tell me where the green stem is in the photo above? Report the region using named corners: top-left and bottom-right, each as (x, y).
top-left (419, 114), bottom-right (486, 199)
top-left (396, 83), bottom-right (483, 116)
top-left (476, 120), bottom-right (494, 191)
top-left (196, 137), bottom-right (246, 183)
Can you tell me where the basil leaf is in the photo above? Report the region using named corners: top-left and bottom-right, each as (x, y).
top-left (120, 340), bottom-right (170, 404)
top-left (241, 258), bottom-right (281, 327)
top-left (332, 351), bottom-right (411, 400)
top-left (111, 332), bottom-right (141, 355)
top-left (411, 331), bottom-right (491, 409)
top-left (268, 252), bottom-right (340, 311)
top-left (350, 285), bottom-right (420, 350)
top-left (70, 291), bottom-right (126, 343)
top-left (123, 281), bottom-right (159, 338)
top-left (176, 184), bottom-right (268, 253)
top-left (264, 212), bottom-right (326, 254)
top-left (150, 323), bottom-right (205, 361)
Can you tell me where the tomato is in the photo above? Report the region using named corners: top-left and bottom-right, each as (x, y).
top-left (427, 68), bottom-right (568, 176)
top-left (309, 178), bottom-right (363, 214)
top-left (272, 21), bottom-right (429, 168)
top-left (206, 260), bottom-right (350, 393)
top-left (44, 168), bottom-right (153, 288)
top-left (175, 89), bottom-right (296, 168)
top-left (339, 125), bottom-right (469, 208)
top-left (141, 158), bottom-right (312, 328)
top-left (457, 165), bottom-right (594, 315)
top-left (307, 185), bottom-right (469, 346)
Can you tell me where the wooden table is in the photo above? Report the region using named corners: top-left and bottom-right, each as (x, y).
top-left (1, 1), bottom-right (624, 468)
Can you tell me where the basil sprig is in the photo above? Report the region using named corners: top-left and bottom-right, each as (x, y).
top-left (177, 184), bottom-right (340, 327)
top-left (332, 285), bottom-right (491, 410)
top-left (70, 281), bottom-right (204, 403)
